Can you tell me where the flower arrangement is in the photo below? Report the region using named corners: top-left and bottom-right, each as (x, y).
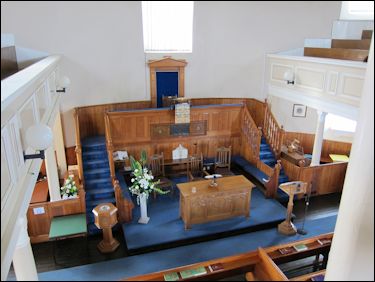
top-left (129, 151), bottom-right (169, 204)
top-left (60, 175), bottom-right (78, 199)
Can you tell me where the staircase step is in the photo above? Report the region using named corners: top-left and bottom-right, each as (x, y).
top-left (84, 169), bottom-right (111, 181)
top-left (86, 197), bottom-right (116, 210)
top-left (82, 151), bottom-right (108, 161)
top-left (83, 159), bottom-right (109, 170)
top-left (82, 136), bottom-right (106, 146)
top-left (259, 152), bottom-right (274, 160)
top-left (85, 178), bottom-right (112, 189)
top-left (82, 143), bottom-right (107, 152)
top-left (86, 186), bottom-right (114, 197)
top-left (262, 158), bottom-right (276, 166)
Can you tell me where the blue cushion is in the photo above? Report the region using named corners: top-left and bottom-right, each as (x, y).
top-left (242, 164), bottom-right (269, 184)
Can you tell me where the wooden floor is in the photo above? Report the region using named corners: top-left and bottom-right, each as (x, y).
top-left (7, 191), bottom-right (341, 280)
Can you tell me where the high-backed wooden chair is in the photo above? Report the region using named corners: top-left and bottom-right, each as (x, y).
top-left (148, 152), bottom-right (173, 198)
top-left (215, 146), bottom-right (234, 176)
top-left (187, 153), bottom-right (209, 181)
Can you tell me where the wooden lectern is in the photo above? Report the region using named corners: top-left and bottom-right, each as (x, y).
top-left (93, 203), bottom-right (120, 253)
top-left (278, 181), bottom-right (308, 236)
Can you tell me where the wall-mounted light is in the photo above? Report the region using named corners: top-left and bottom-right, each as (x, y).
top-left (283, 70), bottom-right (295, 85)
top-left (23, 124), bottom-right (53, 161)
top-left (56, 76), bottom-right (71, 93)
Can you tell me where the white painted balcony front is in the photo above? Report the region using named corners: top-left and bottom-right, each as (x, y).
top-left (1, 55), bottom-right (62, 280)
top-left (266, 49), bottom-right (367, 121)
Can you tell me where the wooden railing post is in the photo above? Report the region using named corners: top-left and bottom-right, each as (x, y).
top-left (74, 108), bottom-right (84, 185)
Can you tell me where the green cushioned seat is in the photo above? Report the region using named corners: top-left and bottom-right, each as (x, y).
top-left (49, 213), bottom-right (87, 239)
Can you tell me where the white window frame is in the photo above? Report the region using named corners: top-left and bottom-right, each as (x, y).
top-left (142, 1), bottom-right (194, 53)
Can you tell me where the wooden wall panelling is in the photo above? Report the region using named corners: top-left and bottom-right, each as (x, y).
top-left (280, 159), bottom-right (347, 196)
top-left (105, 105), bottom-right (242, 160)
top-left (27, 202), bottom-right (51, 243)
top-left (65, 146), bottom-right (77, 165)
top-left (76, 100), bottom-right (151, 139)
top-left (245, 99), bottom-right (266, 128)
top-left (284, 132), bottom-right (352, 159)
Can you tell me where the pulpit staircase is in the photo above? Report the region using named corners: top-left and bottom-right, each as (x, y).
top-left (235, 103), bottom-right (290, 201)
top-left (81, 136), bottom-right (116, 235)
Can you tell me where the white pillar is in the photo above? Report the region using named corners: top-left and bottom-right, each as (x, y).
top-left (325, 38), bottom-right (374, 281)
top-left (310, 110), bottom-right (327, 166)
top-left (53, 112), bottom-right (67, 178)
top-left (45, 146), bottom-right (61, 201)
top-left (12, 218), bottom-right (38, 281)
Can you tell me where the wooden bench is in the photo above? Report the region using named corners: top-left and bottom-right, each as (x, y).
top-left (245, 248), bottom-right (288, 281)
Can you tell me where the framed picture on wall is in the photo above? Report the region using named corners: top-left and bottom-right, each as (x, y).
top-left (293, 104), bottom-right (307, 117)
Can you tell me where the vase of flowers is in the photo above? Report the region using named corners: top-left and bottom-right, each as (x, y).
top-left (60, 175), bottom-right (78, 199)
top-left (129, 151), bottom-right (169, 224)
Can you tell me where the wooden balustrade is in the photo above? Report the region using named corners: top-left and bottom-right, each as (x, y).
top-left (263, 101), bottom-right (285, 159)
top-left (241, 106), bottom-right (261, 165)
top-left (281, 159), bottom-right (348, 196)
top-left (74, 108), bottom-right (84, 184)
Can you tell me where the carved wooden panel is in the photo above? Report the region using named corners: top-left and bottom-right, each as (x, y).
top-left (190, 121), bottom-right (207, 136)
top-left (150, 124), bottom-right (170, 138)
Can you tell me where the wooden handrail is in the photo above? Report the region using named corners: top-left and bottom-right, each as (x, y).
top-left (74, 108), bottom-right (84, 185)
top-left (263, 100), bottom-right (285, 159)
top-left (104, 112), bottom-right (116, 184)
top-left (241, 106), bottom-right (262, 164)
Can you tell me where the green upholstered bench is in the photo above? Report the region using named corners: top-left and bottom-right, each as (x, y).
top-left (49, 213), bottom-right (87, 239)
top-left (49, 213), bottom-right (87, 265)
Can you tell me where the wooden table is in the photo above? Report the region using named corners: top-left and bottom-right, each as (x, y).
top-left (177, 175), bottom-right (255, 229)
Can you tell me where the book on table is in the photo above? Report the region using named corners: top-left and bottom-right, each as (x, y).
top-left (208, 263), bottom-right (224, 272)
top-left (179, 266), bottom-right (207, 279)
top-left (278, 246), bottom-right (295, 255)
top-left (317, 238), bottom-right (332, 246)
top-left (163, 272), bottom-right (179, 281)
top-left (293, 243), bottom-right (308, 252)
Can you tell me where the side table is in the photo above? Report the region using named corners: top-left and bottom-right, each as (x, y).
top-left (92, 203), bottom-right (120, 253)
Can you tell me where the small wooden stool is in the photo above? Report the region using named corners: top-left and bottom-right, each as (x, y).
top-left (92, 203), bottom-right (119, 253)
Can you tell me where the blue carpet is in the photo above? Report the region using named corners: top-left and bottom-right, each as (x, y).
top-left (35, 215), bottom-right (337, 281)
top-left (123, 187), bottom-right (287, 250)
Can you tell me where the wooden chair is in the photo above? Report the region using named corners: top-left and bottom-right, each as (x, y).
top-left (148, 152), bottom-right (173, 198)
top-left (215, 146), bottom-right (234, 176)
top-left (187, 153), bottom-right (209, 181)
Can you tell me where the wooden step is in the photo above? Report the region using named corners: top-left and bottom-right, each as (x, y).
top-left (361, 30), bottom-right (373, 40)
top-left (331, 39), bottom-right (371, 50)
top-left (304, 47), bottom-right (369, 62)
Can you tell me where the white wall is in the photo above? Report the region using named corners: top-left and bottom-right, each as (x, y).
top-left (1, 1), bottom-right (341, 147)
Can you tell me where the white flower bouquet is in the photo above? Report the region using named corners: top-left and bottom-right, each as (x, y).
top-left (60, 175), bottom-right (78, 199)
top-left (129, 151), bottom-right (169, 204)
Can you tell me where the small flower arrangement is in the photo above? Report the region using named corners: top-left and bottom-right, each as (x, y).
top-left (129, 151), bottom-right (169, 204)
top-left (60, 175), bottom-right (78, 199)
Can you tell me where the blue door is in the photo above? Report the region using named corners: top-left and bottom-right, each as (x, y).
top-left (156, 72), bottom-right (178, 108)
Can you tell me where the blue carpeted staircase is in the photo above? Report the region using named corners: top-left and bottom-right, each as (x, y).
top-left (81, 136), bottom-right (115, 235)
